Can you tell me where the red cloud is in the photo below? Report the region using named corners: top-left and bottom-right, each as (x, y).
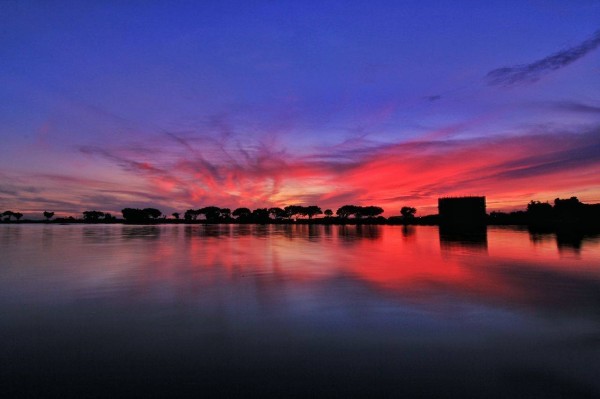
top-left (6, 124), bottom-right (598, 217)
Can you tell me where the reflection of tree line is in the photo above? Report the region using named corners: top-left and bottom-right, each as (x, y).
top-left (79, 221), bottom-right (600, 251)
top-left (439, 224), bottom-right (597, 253)
top-left (528, 227), bottom-right (599, 252)
top-left (180, 224), bottom-right (382, 241)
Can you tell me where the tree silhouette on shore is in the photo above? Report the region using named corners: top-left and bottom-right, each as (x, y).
top-left (232, 207), bottom-right (251, 220)
top-left (400, 206), bottom-right (417, 223)
top-left (83, 211), bottom-right (105, 222)
top-left (335, 205), bottom-right (383, 219)
top-left (268, 207), bottom-right (286, 220)
top-left (4, 194), bottom-right (598, 229)
top-left (284, 205), bottom-right (303, 221)
top-left (305, 206), bottom-right (323, 219)
top-left (144, 208), bottom-right (162, 219)
top-left (122, 208), bottom-right (163, 223)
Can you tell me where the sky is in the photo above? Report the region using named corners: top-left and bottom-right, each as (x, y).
top-left (1, 0), bottom-right (599, 217)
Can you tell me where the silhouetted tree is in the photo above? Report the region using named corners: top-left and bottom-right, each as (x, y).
top-left (336, 205), bottom-right (358, 219)
top-left (103, 213), bottom-right (115, 222)
top-left (122, 208), bottom-right (144, 223)
top-left (172, 212), bottom-right (180, 220)
top-left (198, 206), bottom-right (222, 222)
top-left (355, 207), bottom-right (365, 219)
top-left (184, 209), bottom-right (198, 221)
top-left (304, 205), bottom-right (323, 219)
top-left (252, 208), bottom-right (270, 223)
top-left (361, 206), bottom-right (384, 218)
top-left (268, 207), bottom-right (287, 220)
top-left (3, 211), bottom-right (14, 221)
top-left (43, 211), bottom-right (54, 221)
top-left (284, 205), bottom-right (304, 221)
top-left (400, 206), bottom-right (416, 218)
top-left (14, 212), bottom-right (23, 221)
top-left (220, 208), bottom-right (231, 219)
top-left (122, 208), bottom-right (162, 223)
top-left (400, 206), bottom-right (417, 223)
top-left (143, 208), bottom-right (162, 219)
top-left (324, 209), bottom-right (333, 217)
top-left (232, 207), bottom-right (251, 220)
top-left (83, 210), bottom-right (105, 222)
top-left (527, 201), bottom-right (553, 221)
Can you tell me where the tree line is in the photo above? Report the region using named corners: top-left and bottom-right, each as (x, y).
top-left (0, 204), bottom-right (402, 224)
top-left (179, 205), bottom-right (387, 223)
top-left (2, 196), bottom-right (598, 228)
top-left (489, 196), bottom-right (600, 228)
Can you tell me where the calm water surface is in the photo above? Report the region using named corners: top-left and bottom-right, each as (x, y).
top-left (1, 224), bottom-right (600, 398)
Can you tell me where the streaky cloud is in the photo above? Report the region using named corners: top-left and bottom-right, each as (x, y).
top-left (10, 121), bottom-right (599, 216)
top-left (486, 30), bottom-right (600, 86)
top-left (552, 101), bottom-right (600, 114)
top-left (425, 95), bottom-right (442, 102)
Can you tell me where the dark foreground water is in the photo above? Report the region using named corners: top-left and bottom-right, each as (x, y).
top-left (1, 224), bottom-right (600, 398)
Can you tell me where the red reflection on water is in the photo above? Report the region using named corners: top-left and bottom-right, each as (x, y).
top-left (1, 225), bottom-right (599, 313)
top-left (325, 226), bottom-right (600, 311)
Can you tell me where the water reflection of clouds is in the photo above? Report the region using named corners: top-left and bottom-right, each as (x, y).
top-left (1, 225), bottom-right (599, 317)
top-left (465, 258), bottom-right (600, 318)
top-left (82, 226), bottom-right (119, 244)
top-left (121, 226), bottom-right (161, 240)
top-left (2, 225), bottom-right (600, 397)
top-left (0, 225), bottom-right (22, 244)
top-left (181, 224), bottom-right (345, 243)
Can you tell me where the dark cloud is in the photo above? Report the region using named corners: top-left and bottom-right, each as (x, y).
top-left (425, 95), bottom-right (441, 102)
top-left (486, 30), bottom-right (600, 86)
top-left (551, 101), bottom-right (600, 114)
top-left (80, 146), bottom-right (172, 176)
top-left (384, 194), bottom-right (428, 203)
top-left (488, 129), bottom-right (600, 180)
top-left (0, 187), bottom-right (19, 196)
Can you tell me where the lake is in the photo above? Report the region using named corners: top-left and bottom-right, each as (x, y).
top-left (1, 224), bottom-right (600, 398)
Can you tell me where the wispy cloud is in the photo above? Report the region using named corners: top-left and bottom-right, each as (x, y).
top-left (6, 115), bottom-right (600, 217)
top-left (486, 30), bottom-right (600, 86)
top-left (73, 122), bottom-right (600, 215)
top-left (551, 101), bottom-right (600, 114)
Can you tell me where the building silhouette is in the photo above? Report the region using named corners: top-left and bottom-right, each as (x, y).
top-left (438, 196), bottom-right (486, 225)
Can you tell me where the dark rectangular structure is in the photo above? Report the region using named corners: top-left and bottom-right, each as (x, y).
top-left (438, 196), bottom-right (486, 225)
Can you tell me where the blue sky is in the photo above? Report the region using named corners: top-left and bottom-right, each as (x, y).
top-left (1, 0), bottom-right (599, 216)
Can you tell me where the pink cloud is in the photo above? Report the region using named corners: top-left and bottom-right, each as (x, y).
top-left (5, 122), bottom-right (599, 217)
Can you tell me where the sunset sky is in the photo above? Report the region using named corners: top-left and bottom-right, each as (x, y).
top-left (1, 1), bottom-right (599, 217)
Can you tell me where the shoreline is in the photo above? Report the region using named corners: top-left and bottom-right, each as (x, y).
top-left (1, 218), bottom-right (598, 232)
